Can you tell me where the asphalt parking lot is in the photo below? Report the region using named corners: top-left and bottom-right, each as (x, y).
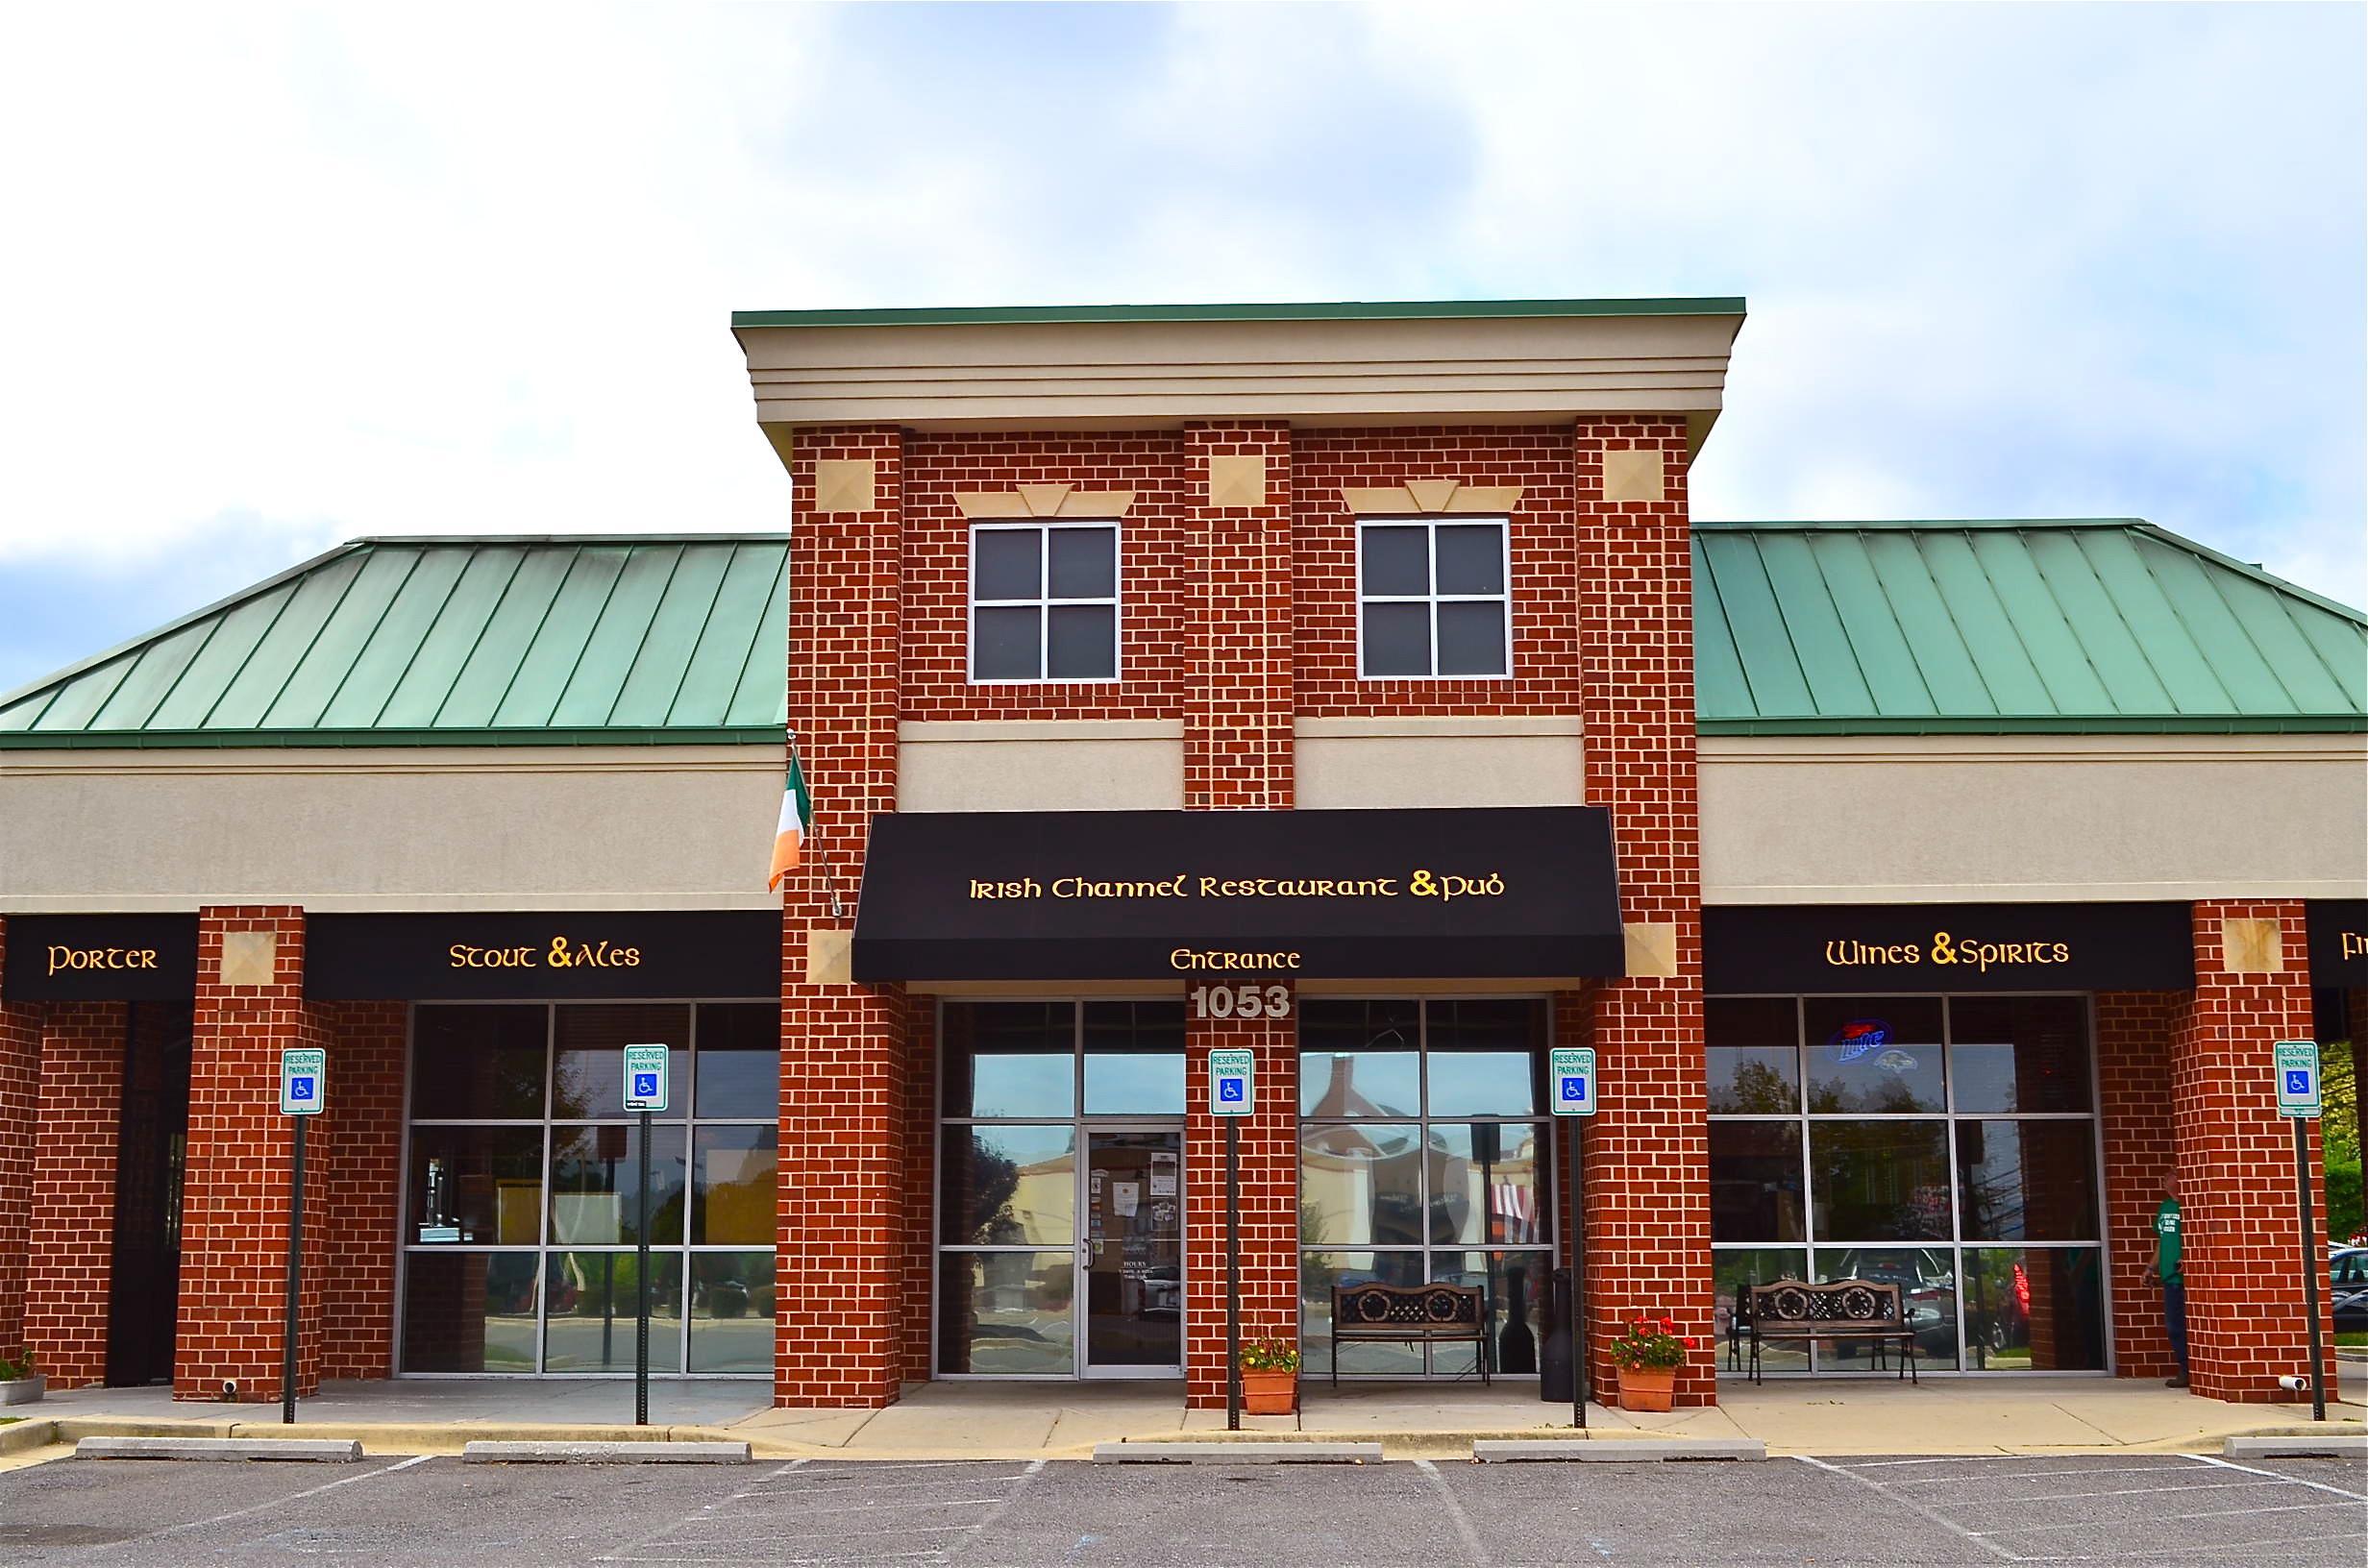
top-left (0, 1450), bottom-right (2357, 1566)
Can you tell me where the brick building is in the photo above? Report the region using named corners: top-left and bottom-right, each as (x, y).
top-left (0, 298), bottom-right (2361, 1413)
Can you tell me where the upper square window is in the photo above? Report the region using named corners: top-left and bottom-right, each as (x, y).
top-left (1358, 519), bottom-right (1510, 678)
top-left (970, 523), bottom-right (1120, 682)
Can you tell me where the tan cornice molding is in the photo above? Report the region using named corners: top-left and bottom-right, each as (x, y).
top-left (1340, 479), bottom-right (1523, 515)
top-left (955, 482), bottom-right (1135, 519)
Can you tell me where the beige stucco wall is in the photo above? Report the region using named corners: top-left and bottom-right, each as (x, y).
top-left (0, 746), bottom-right (784, 912)
top-left (898, 720), bottom-right (1184, 812)
top-left (1699, 734), bottom-right (2368, 904)
top-left (1293, 717), bottom-right (1586, 809)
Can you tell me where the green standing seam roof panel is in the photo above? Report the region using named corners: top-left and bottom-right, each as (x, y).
top-left (0, 537), bottom-right (790, 747)
top-left (0, 521), bottom-right (2357, 747)
top-left (1692, 521), bottom-right (2367, 733)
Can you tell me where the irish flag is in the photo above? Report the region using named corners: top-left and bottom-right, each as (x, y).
top-left (769, 758), bottom-right (811, 890)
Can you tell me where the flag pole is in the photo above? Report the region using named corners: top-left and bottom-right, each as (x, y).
top-left (788, 733), bottom-right (848, 921)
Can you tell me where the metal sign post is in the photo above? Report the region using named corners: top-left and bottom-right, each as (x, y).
top-left (2274, 1041), bottom-right (2326, 1422)
top-left (623, 1045), bottom-right (671, 1429)
top-left (1549, 1047), bottom-right (1596, 1431)
top-left (278, 1048), bottom-right (325, 1427)
top-left (1209, 1049), bottom-right (1254, 1433)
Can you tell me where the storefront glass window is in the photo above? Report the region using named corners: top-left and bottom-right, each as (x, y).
top-left (1297, 998), bottom-right (1553, 1379)
top-left (400, 1001), bottom-right (779, 1376)
top-left (1709, 995), bottom-right (2104, 1375)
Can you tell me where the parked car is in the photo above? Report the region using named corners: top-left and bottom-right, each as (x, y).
top-left (2331, 1248), bottom-right (2368, 1334)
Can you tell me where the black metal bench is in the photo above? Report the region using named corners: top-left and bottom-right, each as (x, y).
top-left (1745, 1278), bottom-right (1918, 1384)
top-left (1331, 1282), bottom-right (1491, 1386)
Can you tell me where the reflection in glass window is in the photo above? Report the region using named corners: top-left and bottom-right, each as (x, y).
top-left (1710, 1120), bottom-right (1805, 1242)
top-left (1961, 1247), bottom-right (2105, 1371)
top-left (690, 1252), bottom-right (777, 1372)
top-left (1299, 1124), bottom-right (1423, 1247)
top-left (1714, 1248), bottom-right (1809, 1375)
top-left (550, 1123), bottom-right (688, 1246)
top-left (407, 1125), bottom-right (544, 1245)
top-left (941, 1126), bottom-right (1075, 1247)
top-left (1813, 1246), bottom-right (1959, 1371)
top-left (554, 1005), bottom-right (689, 1121)
top-left (402, 1252), bottom-right (540, 1374)
top-left (1947, 997), bottom-right (2091, 1114)
top-left (411, 1005), bottom-right (547, 1120)
top-left (691, 1126), bottom-right (778, 1245)
top-left (1955, 1121), bottom-right (2099, 1241)
top-left (937, 1252), bottom-right (1076, 1375)
top-left (1803, 997), bottom-right (1945, 1114)
top-left (1810, 1120), bottom-right (1951, 1241)
top-left (545, 1251), bottom-right (684, 1373)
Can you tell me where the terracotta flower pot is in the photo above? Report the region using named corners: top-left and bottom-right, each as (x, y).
top-left (1241, 1369), bottom-right (1297, 1415)
top-left (1616, 1364), bottom-right (1676, 1412)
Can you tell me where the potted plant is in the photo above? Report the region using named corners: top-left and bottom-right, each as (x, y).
top-left (1609, 1316), bottom-right (1692, 1412)
top-left (0, 1352), bottom-right (42, 1407)
top-left (1239, 1337), bottom-right (1300, 1415)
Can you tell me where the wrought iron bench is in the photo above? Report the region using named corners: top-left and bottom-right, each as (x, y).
top-left (1744, 1278), bottom-right (1918, 1384)
top-left (1330, 1282), bottom-right (1491, 1386)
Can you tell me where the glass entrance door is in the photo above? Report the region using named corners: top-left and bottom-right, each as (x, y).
top-left (1080, 1128), bottom-right (1183, 1377)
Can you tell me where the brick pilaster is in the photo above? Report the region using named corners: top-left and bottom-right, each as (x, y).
top-left (177, 907), bottom-right (329, 1402)
top-left (2171, 900), bottom-right (2337, 1401)
top-left (0, 919), bottom-right (38, 1365)
top-left (1184, 994), bottom-right (1298, 1407)
top-left (23, 1001), bottom-right (126, 1388)
top-left (1182, 422), bottom-right (1294, 809)
top-left (2097, 991), bottom-right (2182, 1378)
top-left (317, 1001), bottom-right (407, 1380)
top-left (1574, 416), bottom-right (1713, 1406)
top-left (778, 425), bottom-right (910, 1409)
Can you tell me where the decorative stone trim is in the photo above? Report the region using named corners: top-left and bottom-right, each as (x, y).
top-left (2218, 916), bottom-right (2286, 974)
top-left (954, 482), bottom-right (1135, 519)
top-left (812, 458), bottom-right (877, 514)
top-left (1601, 448), bottom-right (1665, 502)
top-left (216, 930), bottom-right (279, 987)
top-left (1623, 920), bottom-right (1679, 977)
top-left (1206, 454), bottom-right (1268, 508)
top-left (804, 926), bottom-right (852, 985)
top-left (1339, 479), bottom-right (1524, 515)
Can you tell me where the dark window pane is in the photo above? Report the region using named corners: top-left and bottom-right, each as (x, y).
top-left (1948, 997), bottom-right (2092, 1114)
top-left (1808, 1120), bottom-right (1951, 1240)
top-left (546, 1251), bottom-right (681, 1372)
top-left (936, 1251), bottom-right (1074, 1374)
top-left (553, 1005), bottom-right (688, 1120)
top-left (1714, 1248), bottom-right (1809, 1374)
top-left (401, 1253), bottom-right (539, 1373)
top-left (1431, 1249), bottom-right (1553, 1376)
top-left (1803, 997), bottom-right (1946, 1113)
top-left (1813, 1246), bottom-right (1958, 1370)
top-left (1361, 525), bottom-right (1429, 596)
top-left (1434, 524), bottom-right (1504, 595)
top-left (1363, 602), bottom-right (1431, 675)
top-left (1956, 1120), bottom-right (2099, 1240)
top-left (550, 1122), bottom-right (687, 1246)
top-left (974, 527), bottom-right (1041, 600)
top-left (690, 1252), bottom-right (776, 1372)
top-left (1708, 997), bottom-right (1797, 1050)
top-left (941, 1003), bottom-right (1075, 1117)
top-left (691, 1125), bottom-right (777, 1245)
top-left (1436, 601), bottom-right (1507, 675)
top-left (1082, 1001), bottom-right (1186, 1114)
top-left (411, 1005), bottom-right (546, 1119)
top-left (1300, 1123), bottom-right (1423, 1246)
top-left (973, 605), bottom-right (1041, 680)
top-left (1426, 1124), bottom-right (1546, 1245)
top-left (1299, 999), bottom-right (1420, 1117)
top-left (695, 1003), bottom-right (778, 1118)
top-left (1048, 527), bottom-right (1117, 599)
top-left (1710, 1121), bottom-right (1805, 1241)
top-left (407, 1125), bottom-right (544, 1244)
top-left (1046, 604), bottom-right (1117, 678)
top-left (941, 1125), bottom-right (1073, 1246)
top-left (1961, 1247), bottom-right (2105, 1371)
top-left (1710, 1045), bottom-right (1800, 1114)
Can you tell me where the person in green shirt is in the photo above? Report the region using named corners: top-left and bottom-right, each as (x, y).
top-left (2145, 1173), bottom-right (2187, 1387)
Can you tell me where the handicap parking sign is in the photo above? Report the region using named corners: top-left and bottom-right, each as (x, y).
top-left (634, 1072), bottom-right (659, 1098)
top-left (289, 1076), bottom-right (316, 1103)
top-left (2274, 1041), bottom-right (2320, 1118)
top-left (1219, 1078), bottom-right (1244, 1102)
top-left (1208, 1049), bottom-right (1254, 1116)
top-left (2286, 1069), bottom-right (2312, 1095)
top-left (279, 1048), bottom-right (325, 1115)
top-left (623, 1044), bottom-right (670, 1113)
top-left (1549, 1047), bottom-right (1596, 1116)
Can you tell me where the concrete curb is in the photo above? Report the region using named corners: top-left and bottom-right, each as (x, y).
top-left (1094, 1441), bottom-right (1382, 1463)
top-left (1474, 1438), bottom-right (1765, 1462)
top-left (462, 1440), bottom-right (752, 1464)
top-left (2224, 1434), bottom-right (2368, 1458)
top-left (0, 1421), bottom-right (62, 1457)
top-left (76, 1436), bottom-right (362, 1462)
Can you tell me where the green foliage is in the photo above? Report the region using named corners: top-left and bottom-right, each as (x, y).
top-left (0, 1352), bottom-right (34, 1382)
top-left (1239, 1338), bottom-right (1300, 1374)
top-left (2325, 1039), bottom-right (2362, 1244)
top-left (1611, 1316), bottom-right (1695, 1370)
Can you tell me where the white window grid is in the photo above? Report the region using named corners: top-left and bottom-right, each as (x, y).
top-left (1354, 516), bottom-right (1515, 680)
top-left (968, 521), bottom-right (1122, 684)
top-left (394, 1000), bottom-right (778, 1379)
top-left (1705, 992), bottom-right (2113, 1378)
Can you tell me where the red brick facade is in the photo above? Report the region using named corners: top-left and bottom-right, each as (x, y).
top-left (2097, 990), bottom-right (2183, 1381)
top-left (22, 1000), bottom-right (126, 1388)
top-left (317, 1000), bottom-right (407, 1381)
top-left (0, 920), bottom-right (37, 1367)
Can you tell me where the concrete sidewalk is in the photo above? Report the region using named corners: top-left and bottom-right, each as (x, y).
top-left (5, 1375), bottom-right (2358, 1463)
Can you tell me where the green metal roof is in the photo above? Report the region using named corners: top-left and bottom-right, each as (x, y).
top-left (0, 536), bottom-right (788, 748)
top-left (730, 297), bottom-right (1746, 330)
top-left (6, 519), bottom-right (2358, 748)
top-left (1694, 521), bottom-right (2368, 734)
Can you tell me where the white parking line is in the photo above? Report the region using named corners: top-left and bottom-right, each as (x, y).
top-left (1792, 1455), bottom-right (2023, 1564)
top-left (940, 1458), bottom-right (1045, 1567)
top-left (1941, 1478), bottom-right (2306, 1507)
top-left (2011, 1531), bottom-right (2365, 1562)
top-left (769, 1474), bottom-right (1030, 1495)
top-left (128, 1454), bottom-right (435, 1546)
top-left (723, 1497), bottom-right (1007, 1518)
top-left (1890, 1465), bottom-right (2181, 1485)
top-left (2185, 1452), bottom-right (2368, 1502)
top-left (1971, 1499), bottom-right (2361, 1536)
top-left (1413, 1458), bottom-right (1490, 1568)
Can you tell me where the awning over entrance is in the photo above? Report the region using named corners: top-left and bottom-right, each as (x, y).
top-left (851, 806), bottom-right (1624, 983)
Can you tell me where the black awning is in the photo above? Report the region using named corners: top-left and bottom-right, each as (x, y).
top-left (851, 806), bottom-right (1624, 983)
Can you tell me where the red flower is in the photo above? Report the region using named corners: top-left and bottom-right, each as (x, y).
top-left (1683, 1336), bottom-right (1697, 1349)
top-left (1661, 1317), bottom-right (1675, 1331)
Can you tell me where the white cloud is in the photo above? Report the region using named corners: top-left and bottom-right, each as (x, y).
top-left (0, 1), bottom-right (2358, 696)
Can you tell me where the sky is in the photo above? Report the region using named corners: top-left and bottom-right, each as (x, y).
top-left (0, 2), bottom-right (2361, 698)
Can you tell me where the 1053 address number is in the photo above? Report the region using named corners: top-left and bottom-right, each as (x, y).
top-left (1188, 984), bottom-right (1292, 1020)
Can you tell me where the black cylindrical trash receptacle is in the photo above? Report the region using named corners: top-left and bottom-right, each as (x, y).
top-left (1541, 1266), bottom-right (1573, 1403)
